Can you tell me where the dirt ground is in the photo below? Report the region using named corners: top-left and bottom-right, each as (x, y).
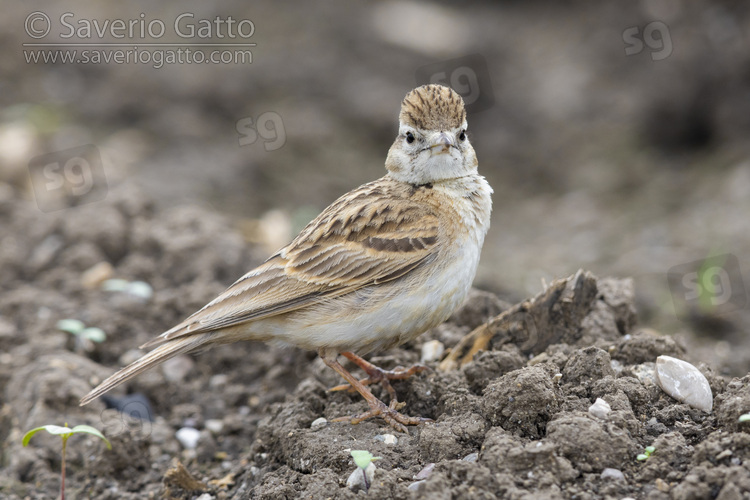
top-left (3, 3), bottom-right (750, 497)
top-left (1, 184), bottom-right (749, 500)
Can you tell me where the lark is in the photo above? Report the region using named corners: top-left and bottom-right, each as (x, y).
top-left (80, 84), bottom-right (493, 432)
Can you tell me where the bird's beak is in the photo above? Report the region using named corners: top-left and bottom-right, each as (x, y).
top-left (429, 132), bottom-right (454, 155)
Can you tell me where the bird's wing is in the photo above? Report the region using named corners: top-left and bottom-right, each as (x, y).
top-left (142, 180), bottom-right (440, 347)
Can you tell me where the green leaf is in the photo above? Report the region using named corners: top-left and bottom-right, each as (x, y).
top-left (351, 450), bottom-right (373, 470)
top-left (126, 281), bottom-right (153, 300)
top-left (645, 446), bottom-right (655, 454)
top-left (636, 454), bottom-right (649, 461)
top-left (22, 424), bottom-right (111, 450)
top-left (739, 413), bottom-right (750, 423)
top-left (23, 425), bottom-right (72, 446)
top-left (350, 450), bottom-right (381, 470)
top-left (102, 279), bottom-right (129, 292)
top-left (56, 319), bottom-right (85, 335)
top-left (80, 327), bottom-right (106, 343)
top-left (70, 425), bottom-right (111, 449)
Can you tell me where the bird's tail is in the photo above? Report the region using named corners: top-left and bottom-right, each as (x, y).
top-left (79, 333), bottom-right (212, 406)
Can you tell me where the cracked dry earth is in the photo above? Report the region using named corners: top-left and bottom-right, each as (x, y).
top-left (1, 184), bottom-right (749, 499)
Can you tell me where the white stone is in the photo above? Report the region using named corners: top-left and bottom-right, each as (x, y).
top-left (414, 463), bottom-right (435, 480)
top-left (374, 433), bottom-right (397, 445)
top-left (421, 340), bottom-right (445, 363)
top-left (655, 355), bottom-right (713, 412)
top-left (205, 419), bottom-right (224, 434)
top-left (175, 427), bottom-right (201, 449)
top-left (408, 480), bottom-right (426, 491)
top-left (310, 417), bottom-right (327, 430)
top-left (588, 398), bottom-right (612, 419)
top-left (346, 463), bottom-right (376, 493)
top-left (209, 374), bottom-right (229, 388)
top-left (601, 468), bottom-right (625, 481)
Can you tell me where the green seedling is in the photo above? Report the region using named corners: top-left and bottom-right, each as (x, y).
top-left (739, 413), bottom-right (750, 423)
top-left (23, 423), bottom-right (111, 500)
top-left (57, 319), bottom-right (106, 353)
top-left (102, 278), bottom-right (153, 300)
top-left (637, 445), bottom-right (656, 461)
top-left (350, 450), bottom-right (381, 491)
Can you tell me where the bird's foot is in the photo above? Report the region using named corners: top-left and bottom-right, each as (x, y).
top-left (331, 397), bottom-right (432, 433)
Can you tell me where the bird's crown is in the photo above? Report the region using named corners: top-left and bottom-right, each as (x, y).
top-left (399, 84), bottom-right (466, 131)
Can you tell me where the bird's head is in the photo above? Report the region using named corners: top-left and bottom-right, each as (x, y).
top-left (385, 84), bottom-right (477, 185)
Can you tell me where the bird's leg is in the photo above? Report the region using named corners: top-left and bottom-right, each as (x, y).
top-left (328, 352), bottom-right (428, 402)
top-left (319, 349), bottom-right (429, 432)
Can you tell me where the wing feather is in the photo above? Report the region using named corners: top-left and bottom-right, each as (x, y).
top-left (142, 179), bottom-right (440, 348)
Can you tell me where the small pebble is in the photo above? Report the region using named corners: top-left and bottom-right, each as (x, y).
top-left (421, 340), bottom-right (445, 362)
top-left (716, 449), bottom-right (732, 460)
top-left (610, 359), bottom-right (624, 374)
top-left (176, 427), bottom-right (201, 449)
top-left (81, 262), bottom-right (114, 289)
top-left (311, 417), bottom-right (327, 430)
top-left (601, 468), bottom-right (625, 481)
top-left (655, 477), bottom-right (670, 492)
top-left (588, 398), bottom-right (611, 419)
top-left (462, 452), bottom-right (478, 462)
top-left (195, 494), bottom-right (214, 500)
top-left (162, 355), bottom-right (195, 383)
top-left (205, 419), bottom-right (224, 434)
top-left (655, 355), bottom-right (713, 412)
top-left (374, 433), bottom-right (398, 445)
top-left (209, 374), bottom-right (229, 388)
top-left (408, 480), bottom-right (426, 491)
top-left (414, 463), bottom-right (435, 480)
top-left (346, 463), bottom-right (376, 493)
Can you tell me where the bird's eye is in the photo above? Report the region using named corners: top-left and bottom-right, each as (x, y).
top-left (405, 132), bottom-right (415, 144)
top-left (459, 130), bottom-right (466, 141)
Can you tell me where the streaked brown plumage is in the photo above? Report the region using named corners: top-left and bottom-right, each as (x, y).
top-left (80, 84), bottom-right (493, 431)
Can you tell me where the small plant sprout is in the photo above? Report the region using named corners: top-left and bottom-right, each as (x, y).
top-left (23, 423), bottom-right (111, 500)
top-left (102, 278), bottom-right (153, 300)
top-left (739, 413), bottom-right (750, 423)
top-left (637, 445), bottom-right (656, 461)
top-left (57, 319), bottom-right (106, 353)
top-left (350, 450), bottom-right (381, 491)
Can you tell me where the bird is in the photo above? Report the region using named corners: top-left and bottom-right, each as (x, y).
top-left (80, 84), bottom-right (493, 432)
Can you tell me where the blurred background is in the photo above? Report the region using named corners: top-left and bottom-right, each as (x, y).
top-left (2, 0), bottom-right (749, 374)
